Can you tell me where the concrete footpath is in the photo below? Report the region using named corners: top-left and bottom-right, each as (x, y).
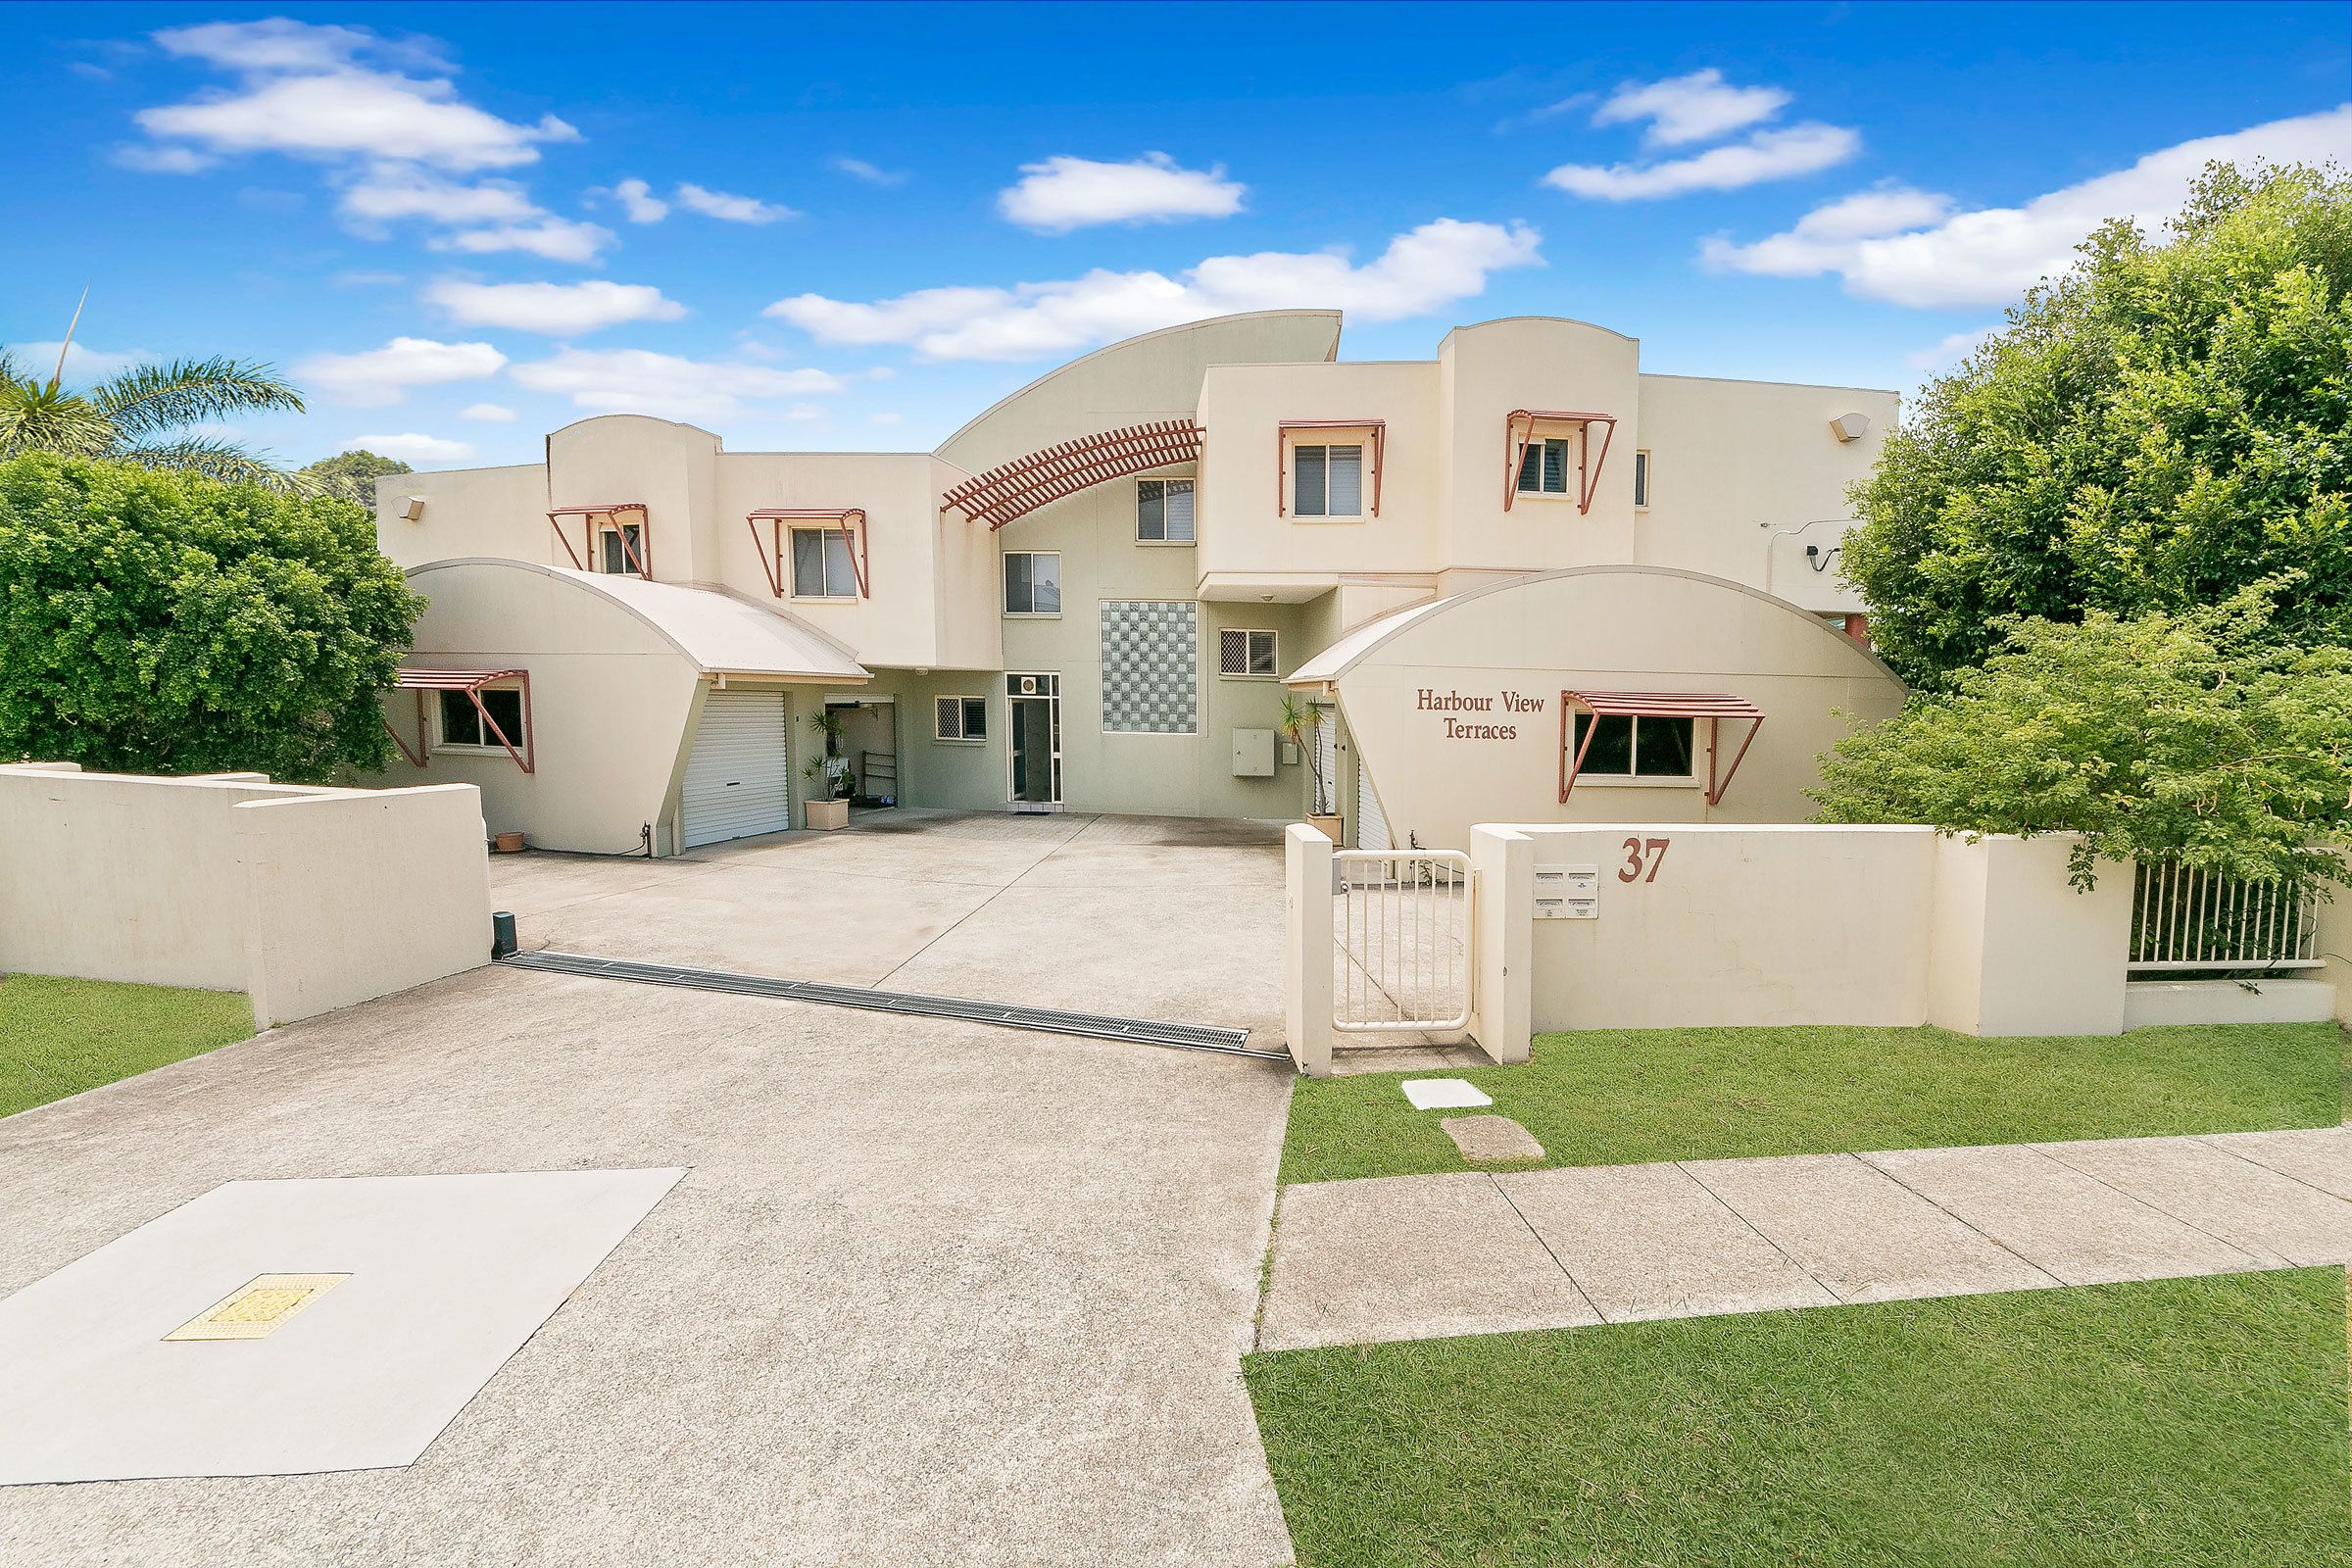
top-left (1258, 1125), bottom-right (2352, 1350)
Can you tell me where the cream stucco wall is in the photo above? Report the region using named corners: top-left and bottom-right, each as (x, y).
top-left (1309, 567), bottom-right (1905, 852)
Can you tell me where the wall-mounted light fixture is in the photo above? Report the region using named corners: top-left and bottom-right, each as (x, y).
top-left (1829, 413), bottom-right (1872, 444)
top-left (398, 496), bottom-right (426, 521)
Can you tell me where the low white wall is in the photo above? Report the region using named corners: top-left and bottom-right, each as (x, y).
top-left (1284, 825), bottom-right (1336, 1077)
top-left (2317, 882), bottom-right (2352, 1027)
top-left (0, 765), bottom-right (490, 1030)
top-left (1461, 823), bottom-right (2132, 1057)
top-left (2122, 979), bottom-right (2338, 1029)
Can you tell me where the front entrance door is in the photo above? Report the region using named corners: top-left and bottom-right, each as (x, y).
top-left (1006, 672), bottom-right (1061, 810)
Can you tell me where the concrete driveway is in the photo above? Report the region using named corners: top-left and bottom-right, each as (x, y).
top-left (491, 809), bottom-right (1290, 1046)
top-left (0, 812), bottom-right (1298, 1565)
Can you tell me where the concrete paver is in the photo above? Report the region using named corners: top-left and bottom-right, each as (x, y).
top-left (1860, 1144), bottom-right (2266, 1285)
top-left (1496, 1162), bottom-right (1838, 1322)
top-left (2039, 1134), bottom-right (2352, 1267)
top-left (1442, 1115), bottom-right (1544, 1163)
top-left (1682, 1152), bottom-right (2059, 1302)
top-left (1255, 1173), bottom-right (1596, 1352)
top-left (2199, 1124), bottom-right (2352, 1200)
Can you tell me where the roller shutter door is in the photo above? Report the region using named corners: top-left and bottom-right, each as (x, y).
top-left (1356, 760), bottom-right (1390, 851)
top-left (682, 689), bottom-right (792, 848)
top-left (1312, 707), bottom-right (1338, 816)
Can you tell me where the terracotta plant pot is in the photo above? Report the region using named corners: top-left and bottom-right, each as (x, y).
top-left (493, 830), bottom-right (526, 854)
top-left (1307, 814), bottom-right (1345, 842)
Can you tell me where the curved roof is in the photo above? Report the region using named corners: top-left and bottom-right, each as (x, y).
top-left (408, 559), bottom-right (869, 682)
top-left (1286, 566), bottom-right (1902, 687)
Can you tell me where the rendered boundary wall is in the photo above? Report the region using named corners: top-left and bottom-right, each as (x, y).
top-left (1, 763), bottom-right (491, 1030)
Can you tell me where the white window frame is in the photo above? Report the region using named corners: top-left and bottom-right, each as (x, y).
top-left (1135, 477), bottom-right (1197, 545)
top-left (789, 525), bottom-right (859, 600)
top-left (1633, 449), bottom-right (1651, 511)
top-left (1290, 442), bottom-right (1366, 520)
top-left (1568, 711), bottom-right (1702, 786)
top-left (1515, 435), bottom-right (1576, 499)
top-left (934, 694), bottom-right (989, 743)
top-left (1002, 550), bottom-right (1062, 617)
top-left (597, 521), bottom-right (645, 576)
top-left (1218, 627), bottom-right (1280, 679)
top-left (432, 683), bottom-right (530, 756)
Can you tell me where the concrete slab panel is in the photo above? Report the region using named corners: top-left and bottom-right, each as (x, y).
top-left (2198, 1125), bottom-right (2352, 1200)
top-left (1257, 1173), bottom-right (1596, 1350)
top-left (1403, 1078), bottom-right (1490, 1110)
top-left (0, 1169), bottom-right (683, 1484)
top-left (1443, 1116), bottom-right (1544, 1163)
top-left (1496, 1163), bottom-right (1838, 1322)
top-left (1682, 1152), bottom-right (2059, 1302)
top-left (1861, 1145), bottom-right (2265, 1285)
top-left (2040, 1135), bottom-right (2352, 1267)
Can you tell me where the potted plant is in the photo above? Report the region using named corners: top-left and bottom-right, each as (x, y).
top-left (801, 757), bottom-right (850, 831)
top-left (1279, 693), bottom-right (1343, 840)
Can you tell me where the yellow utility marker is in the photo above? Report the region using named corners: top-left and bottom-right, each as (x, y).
top-left (165, 1274), bottom-right (349, 1342)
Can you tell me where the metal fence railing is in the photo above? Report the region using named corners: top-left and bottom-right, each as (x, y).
top-left (1332, 850), bottom-right (1471, 1033)
top-left (2128, 859), bottom-right (2321, 974)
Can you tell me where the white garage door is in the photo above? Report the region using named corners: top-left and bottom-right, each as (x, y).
top-left (682, 688), bottom-right (792, 848)
top-left (1356, 760), bottom-right (1390, 851)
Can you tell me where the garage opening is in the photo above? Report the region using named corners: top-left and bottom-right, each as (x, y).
top-left (682, 687), bottom-right (792, 848)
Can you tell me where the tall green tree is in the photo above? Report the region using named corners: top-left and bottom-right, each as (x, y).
top-left (300, 449), bottom-right (414, 507)
top-left (0, 454), bottom-right (422, 780)
top-left (0, 334), bottom-right (308, 492)
top-left (1841, 163), bottom-right (2352, 687)
top-left (1811, 585), bottom-right (2352, 891)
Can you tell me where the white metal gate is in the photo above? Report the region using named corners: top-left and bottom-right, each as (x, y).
top-left (682, 688), bottom-right (792, 848)
top-left (2129, 860), bottom-right (2321, 973)
top-left (1333, 850), bottom-right (1470, 1032)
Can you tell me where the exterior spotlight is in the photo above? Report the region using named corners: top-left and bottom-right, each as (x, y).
top-left (1829, 413), bottom-right (1871, 444)
top-left (398, 496), bottom-right (427, 521)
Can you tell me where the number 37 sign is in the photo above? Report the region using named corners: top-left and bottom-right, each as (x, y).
top-left (1618, 837), bottom-right (1670, 883)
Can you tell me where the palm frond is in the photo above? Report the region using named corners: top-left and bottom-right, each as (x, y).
top-left (93, 358), bottom-right (306, 438)
top-left (0, 378), bottom-right (118, 460)
top-left (115, 436), bottom-right (306, 491)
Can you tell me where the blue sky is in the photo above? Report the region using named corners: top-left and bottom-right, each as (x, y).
top-left (6, 2), bottom-right (2347, 471)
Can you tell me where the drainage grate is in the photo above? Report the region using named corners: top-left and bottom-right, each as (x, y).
top-left (499, 950), bottom-right (1281, 1060)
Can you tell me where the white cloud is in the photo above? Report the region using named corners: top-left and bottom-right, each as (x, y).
top-left (342, 431), bottom-right (476, 463)
top-left (508, 348), bottom-right (845, 419)
top-left (13, 342), bottom-right (153, 382)
top-left (1703, 105), bottom-right (2352, 308)
top-left (111, 142), bottom-right (216, 173)
top-left (434, 218), bottom-right (615, 264)
top-left (767, 217), bottom-right (1542, 362)
top-left (423, 278), bottom-right (685, 334)
top-left (154, 18), bottom-right (448, 74)
top-left (340, 169), bottom-right (540, 225)
top-left (999, 152), bottom-right (1245, 232)
top-left (459, 402), bottom-right (516, 421)
top-left (1545, 122), bottom-right (1859, 200)
top-left (868, 411), bottom-right (904, 426)
top-left (137, 70), bottom-right (577, 172)
top-left (832, 156), bottom-right (906, 186)
top-left (294, 336), bottom-right (508, 406)
top-left (331, 269), bottom-right (408, 288)
top-left (674, 182), bottom-right (797, 224)
top-left (1905, 325), bottom-right (2004, 372)
top-left (1592, 69), bottom-right (1791, 147)
top-left (592, 176), bottom-right (668, 222)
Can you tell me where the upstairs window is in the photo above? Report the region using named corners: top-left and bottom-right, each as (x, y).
top-left (791, 526), bottom-right (858, 599)
top-left (934, 695), bottom-right (988, 742)
top-left (1293, 444), bottom-right (1363, 518)
top-left (438, 686), bottom-right (526, 751)
top-left (599, 522), bottom-right (644, 575)
top-left (1003, 551), bottom-right (1062, 615)
top-left (1137, 478), bottom-right (1196, 543)
top-left (1218, 628), bottom-right (1279, 678)
top-left (1634, 450), bottom-right (1651, 509)
top-left (1517, 436), bottom-right (1574, 497)
top-left (1571, 711), bottom-right (1695, 778)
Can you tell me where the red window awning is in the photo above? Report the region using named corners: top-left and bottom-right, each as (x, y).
top-left (1504, 410), bottom-right (1616, 514)
top-left (1559, 689), bottom-right (1762, 806)
top-left (941, 419), bottom-right (1203, 530)
top-left (548, 502), bottom-right (651, 576)
top-left (386, 667), bottom-right (533, 773)
top-left (744, 508), bottom-right (869, 598)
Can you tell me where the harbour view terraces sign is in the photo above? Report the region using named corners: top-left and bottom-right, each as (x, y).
top-left (1418, 687), bottom-right (1548, 741)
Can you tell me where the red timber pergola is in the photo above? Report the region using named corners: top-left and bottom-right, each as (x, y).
top-left (941, 419), bottom-right (1203, 530)
top-left (1558, 690), bottom-right (1761, 806)
top-left (745, 508), bottom-right (869, 598)
top-left (385, 667), bottom-right (535, 773)
top-left (1503, 411), bottom-right (1617, 514)
top-left (1277, 420), bottom-right (1386, 516)
top-left (548, 502), bottom-right (651, 576)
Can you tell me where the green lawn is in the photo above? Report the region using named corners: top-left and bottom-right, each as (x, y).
top-left (1245, 1269), bottom-right (2352, 1568)
top-left (0, 973), bottom-right (253, 1119)
top-left (1282, 1022), bottom-right (2346, 1186)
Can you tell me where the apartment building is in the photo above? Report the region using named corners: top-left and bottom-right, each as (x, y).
top-left (370, 311), bottom-right (1905, 854)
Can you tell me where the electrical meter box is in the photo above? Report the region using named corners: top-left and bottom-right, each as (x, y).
top-left (1230, 728), bottom-right (1276, 777)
